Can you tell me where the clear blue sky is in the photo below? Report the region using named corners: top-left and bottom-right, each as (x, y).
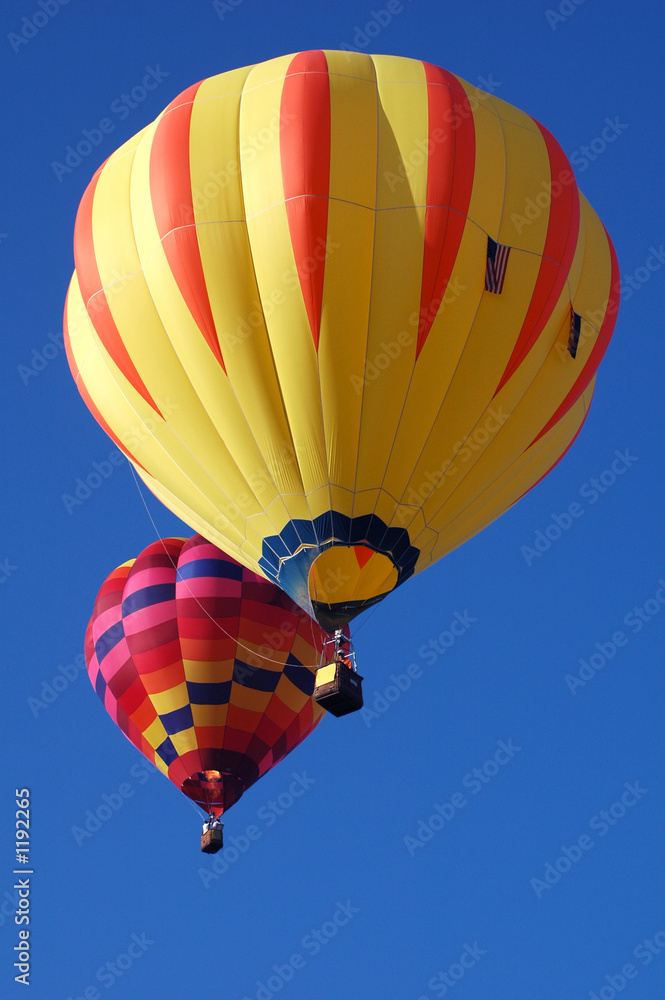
top-left (3, 1), bottom-right (665, 997)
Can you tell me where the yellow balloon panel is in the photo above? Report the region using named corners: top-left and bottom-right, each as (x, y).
top-left (65, 51), bottom-right (619, 630)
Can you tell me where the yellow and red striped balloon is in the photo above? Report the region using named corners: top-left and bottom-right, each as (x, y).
top-left (65, 51), bottom-right (619, 629)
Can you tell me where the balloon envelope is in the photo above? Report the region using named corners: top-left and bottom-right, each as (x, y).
top-left (85, 535), bottom-right (327, 817)
top-left (66, 51), bottom-right (619, 628)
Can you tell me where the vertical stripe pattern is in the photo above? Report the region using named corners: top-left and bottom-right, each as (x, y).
top-left (66, 51), bottom-right (619, 627)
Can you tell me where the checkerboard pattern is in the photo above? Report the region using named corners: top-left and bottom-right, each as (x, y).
top-left (85, 535), bottom-right (327, 816)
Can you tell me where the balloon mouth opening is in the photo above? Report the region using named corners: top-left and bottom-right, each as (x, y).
top-left (308, 544), bottom-right (399, 628)
top-left (181, 770), bottom-right (245, 817)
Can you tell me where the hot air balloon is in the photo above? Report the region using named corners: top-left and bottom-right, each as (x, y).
top-left (65, 51), bottom-right (619, 633)
top-left (85, 534), bottom-right (338, 850)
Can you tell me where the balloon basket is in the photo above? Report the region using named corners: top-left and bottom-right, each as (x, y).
top-left (313, 662), bottom-right (364, 717)
top-left (200, 827), bottom-right (224, 854)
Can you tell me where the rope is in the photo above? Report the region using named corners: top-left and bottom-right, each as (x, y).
top-left (127, 465), bottom-right (323, 669)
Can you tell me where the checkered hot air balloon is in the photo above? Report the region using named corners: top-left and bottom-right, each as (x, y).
top-left (85, 534), bottom-right (328, 819)
top-left (66, 51), bottom-right (619, 632)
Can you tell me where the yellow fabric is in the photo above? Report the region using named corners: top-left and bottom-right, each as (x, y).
top-left (65, 51), bottom-right (618, 621)
top-left (315, 664), bottom-right (337, 687)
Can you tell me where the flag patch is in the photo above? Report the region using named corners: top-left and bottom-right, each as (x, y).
top-left (485, 237), bottom-right (511, 294)
top-left (568, 310), bottom-right (582, 358)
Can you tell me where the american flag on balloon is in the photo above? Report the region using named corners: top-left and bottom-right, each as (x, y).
top-left (485, 237), bottom-right (511, 294)
top-left (568, 309), bottom-right (582, 358)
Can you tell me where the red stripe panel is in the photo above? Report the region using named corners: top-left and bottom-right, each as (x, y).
top-left (244, 734), bottom-right (271, 764)
top-left (518, 413), bottom-right (588, 504)
top-left (72, 172), bottom-right (162, 414)
top-left (107, 658), bottom-right (138, 700)
top-left (128, 693), bottom-right (158, 732)
top-left (62, 286), bottom-right (77, 377)
top-left (64, 289), bottom-right (151, 476)
top-left (223, 727), bottom-right (254, 754)
top-left (194, 729), bottom-right (227, 755)
top-left (132, 538), bottom-right (184, 565)
top-left (416, 65), bottom-right (476, 357)
top-left (242, 598), bottom-right (297, 631)
top-left (78, 377), bottom-right (149, 475)
top-left (177, 597), bottom-right (241, 623)
top-left (123, 540), bottom-right (183, 675)
top-left (149, 82), bottom-right (225, 370)
top-left (141, 661), bottom-right (186, 695)
top-left (131, 544), bottom-right (181, 566)
top-left (280, 50), bottom-right (331, 351)
top-left (495, 123), bottom-right (581, 395)
top-left (168, 757), bottom-right (191, 789)
top-left (117, 677), bottom-right (149, 717)
top-left (254, 714), bottom-right (285, 749)
top-left (84, 621), bottom-right (98, 688)
top-left (88, 562), bottom-right (131, 617)
top-left (528, 229), bottom-right (619, 448)
top-left (178, 534), bottom-right (218, 565)
top-left (87, 565), bottom-right (126, 661)
top-left (92, 589), bottom-right (124, 619)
